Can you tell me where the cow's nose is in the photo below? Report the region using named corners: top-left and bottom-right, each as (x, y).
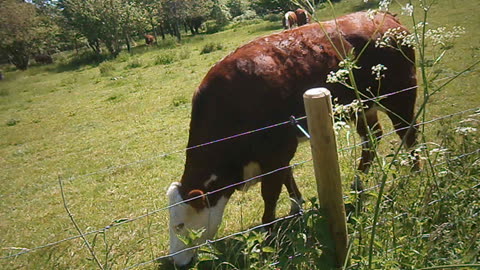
top-left (171, 250), bottom-right (194, 268)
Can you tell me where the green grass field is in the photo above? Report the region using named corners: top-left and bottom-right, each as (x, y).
top-left (1, 0), bottom-right (479, 269)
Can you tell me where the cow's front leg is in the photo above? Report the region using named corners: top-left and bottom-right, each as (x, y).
top-left (261, 168), bottom-right (285, 223)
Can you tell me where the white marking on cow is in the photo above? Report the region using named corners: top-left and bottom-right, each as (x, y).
top-left (167, 182), bottom-right (229, 266)
top-left (203, 174), bottom-right (217, 188)
top-left (241, 161), bottom-right (262, 191)
top-left (284, 13), bottom-right (291, 29)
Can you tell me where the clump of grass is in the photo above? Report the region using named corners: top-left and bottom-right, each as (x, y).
top-left (177, 48), bottom-right (191, 60)
top-left (116, 51), bottom-right (131, 62)
top-left (126, 58), bottom-right (143, 69)
top-left (200, 42), bottom-right (224, 54)
top-left (6, 118), bottom-right (18, 126)
top-left (154, 53), bottom-right (176, 65)
top-left (98, 61), bottom-right (117, 76)
top-left (172, 96), bottom-right (188, 107)
top-left (0, 88), bottom-right (9, 96)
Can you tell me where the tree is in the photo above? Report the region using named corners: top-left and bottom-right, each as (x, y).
top-left (60, 0), bottom-right (147, 57)
top-left (0, 0), bottom-right (44, 70)
top-left (250, 0), bottom-right (295, 15)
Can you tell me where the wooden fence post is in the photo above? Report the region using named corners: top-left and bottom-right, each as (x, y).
top-left (303, 87), bottom-right (348, 267)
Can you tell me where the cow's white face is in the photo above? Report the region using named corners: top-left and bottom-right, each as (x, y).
top-left (167, 182), bottom-right (228, 266)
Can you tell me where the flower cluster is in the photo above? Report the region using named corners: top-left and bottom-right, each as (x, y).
top-left (401, 3), bottom-right (414, 16)
top-left (376, 27), bottom-right (416, 49)
top-left (378, 0), bottom-right (391, 11)
top-left (371, 64), bottom-right (388, 80)
top-left (455, 127), bottom-right (477, 136)
top-left (326, 69), bottom-right (349, 84)
top-left (425, 26), bottom-right (466, 48)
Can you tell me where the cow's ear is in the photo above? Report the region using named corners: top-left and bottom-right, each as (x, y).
top-left (187, 189), bottom-right (206, 210)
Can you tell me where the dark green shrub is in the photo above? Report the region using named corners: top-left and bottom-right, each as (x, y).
top-left (99, 61), bottom-right (116, 76)
top-left (200, 42), bottom-right (224, 55)
top-left (154, 53), bottom-right (176, 65)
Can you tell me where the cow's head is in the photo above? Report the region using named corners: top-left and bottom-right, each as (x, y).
top-left (167, 181), bottom-right (228, 266)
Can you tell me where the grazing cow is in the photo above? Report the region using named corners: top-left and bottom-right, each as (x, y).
top-left (144, 34), bottom-right (155, 45)
top-left (34, 54), bottom-right (53, 64)
top-left (295, 8), bottom-right (311, 26)
top-left (283, 11), bottom-right (297, 29)
top-left (167, 11), bottom-right (419, 266)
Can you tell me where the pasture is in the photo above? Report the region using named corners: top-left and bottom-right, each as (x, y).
top-left (1, 0), bottom-right (479, 269)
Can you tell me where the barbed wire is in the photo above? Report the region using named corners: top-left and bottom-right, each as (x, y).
top-left (2, 105), bottom-right (478, 260)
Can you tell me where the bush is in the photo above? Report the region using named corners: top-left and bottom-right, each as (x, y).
top-left (116, 51), bottom-right (131, 62)
top-left (126, 58), bottom-right (143, 69)
top-left (232, 10), bottom-right (258, 23)
top-left (6, 119), bottom-right (18, 126)
top-left (98, 61), bottom-right (116, 76)
top-left (200, 42), bottom-right (224, 54)
top-left (205, 20), bottom-right (223, 34)
top-left (154, 53), bottom-right (176, 65)
top-left (263, 13), bottom-right (283, 22)
top-left (177, 48), bottom-right (191, 60)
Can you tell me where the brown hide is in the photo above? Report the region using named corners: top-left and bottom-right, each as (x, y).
top-left (282, 11), bottom-right (297, 29)
top-left (179, 11), bottom-right (418, 222)
top-left (144, 34), bottom-right (155, 45)
top-left (295, 9), bottom-right (311, 26)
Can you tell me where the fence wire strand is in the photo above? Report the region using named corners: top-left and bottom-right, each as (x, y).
top-left (2, 105), bottom-right (478, 260)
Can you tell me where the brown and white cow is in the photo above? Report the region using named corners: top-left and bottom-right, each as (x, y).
top-left (167, 11), bottom-right (418, 266)
top-left (295, 8), bottom-right (312, 26)
top-left (283, 11), bottom-right (297, 29)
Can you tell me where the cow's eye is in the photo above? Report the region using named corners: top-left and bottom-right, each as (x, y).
top-left (175, 223), bottom-right (185, 232)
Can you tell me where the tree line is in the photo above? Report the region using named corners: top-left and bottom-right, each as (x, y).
top-left (0, 0), bottom-right (299, 70)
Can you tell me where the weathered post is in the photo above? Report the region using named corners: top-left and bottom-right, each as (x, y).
top-left (303, 88), bottom-right (348, 267)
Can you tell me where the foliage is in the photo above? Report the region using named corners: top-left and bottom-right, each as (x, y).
top-left (200, 42), bottom-right (225, 54)
top-left (0, 0), bottom-right (46, 70)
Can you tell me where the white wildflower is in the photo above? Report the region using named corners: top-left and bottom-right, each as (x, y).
top-left (425, 26), bottom-right (466, 48)
top-left (376, 27), bottom-right (416, 48)
top-left (455, 127), bottom-right (477, 136)
top-left (401, 3), bottom-right (414, 16)
top-left (326, 69), bottom-right (349, 84)
top-left (334, 121), bottom-right (351, 135)
top-left (371, 64), bottom-right (388, 80)
top-left (438, 170), bottom-right (448, 177)
top-left (379, 0), bottom-right (391, 11)
top-left (366, 9), bottom-right (377, 20)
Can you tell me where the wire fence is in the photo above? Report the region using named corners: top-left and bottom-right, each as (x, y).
top-left (2, 104), bottom-right (478, 262)
top-left (3, 71), bottom-right (473, 201)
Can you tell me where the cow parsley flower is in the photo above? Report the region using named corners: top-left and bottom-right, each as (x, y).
top-left (326, 69), bottom-right (349, 84)
top-left (371, 64), bottom-right (388, 80)
top-left (455, 127), bottom-right (477, 136)
top-left (379, 0), bottom-right (391, 11)
top-left (425, 26), bottom-right (466, 48)
top-left (401, 3), bottom-right (414, 16)
top-left (366, 9), bottom-right (377, 20)
top-left (376, 27), bottom-right (416, 48)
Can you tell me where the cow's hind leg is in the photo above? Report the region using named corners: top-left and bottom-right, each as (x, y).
top-left (284, 167), bottom-right (304, 215)
top-left (353, 108), bottom-right (383, 190)
top-left (355, 108), bottom-right (383, 173)
top-left (386, 104), bottom-right (421, 171)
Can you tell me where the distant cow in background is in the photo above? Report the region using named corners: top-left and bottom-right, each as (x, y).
top-left (144, 34), bottom-right (155, 45)
top-left (283, 11), bottom-right (297, 29)
top-left (34, 54), bottom-right (53, 65)
top-left (295, 8), bottom-right (312, 26)
top-left (168, 11), bottom-right (419, 266)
